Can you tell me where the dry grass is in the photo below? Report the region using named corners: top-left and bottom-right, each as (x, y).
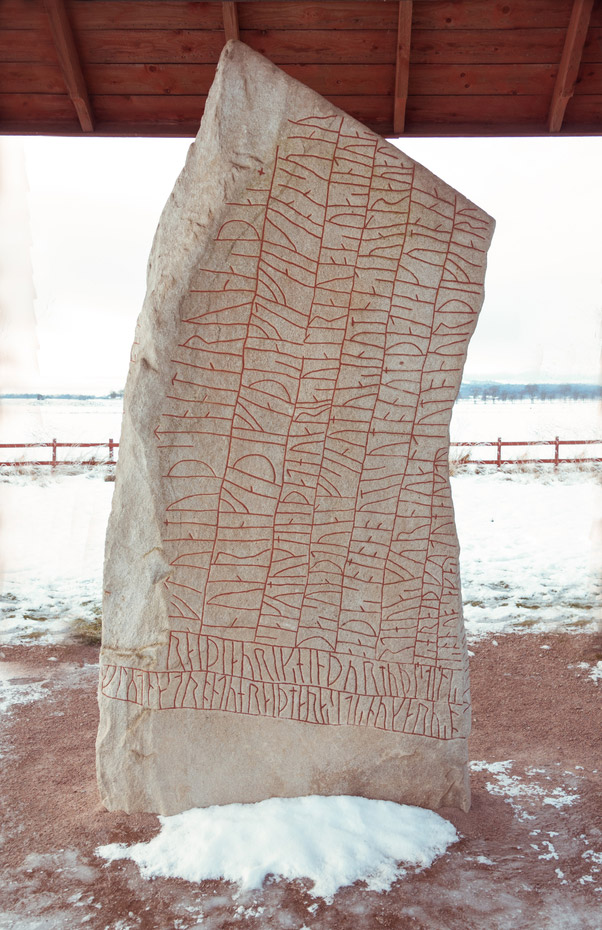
top-left (71, 616), bottom-right (102, 645)
top-left (70, 605), bottom-right (102, 645)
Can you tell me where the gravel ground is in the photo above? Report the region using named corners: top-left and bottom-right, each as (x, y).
top-left (1, 632), bottom-right (601, 930)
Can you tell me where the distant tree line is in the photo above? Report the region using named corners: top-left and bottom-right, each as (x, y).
top-left (0, 390), bottom-right (125, 400)
top-left (458, 383), bottom-right (602, 402)
top-left (0, 385), bottom-right (600, 403)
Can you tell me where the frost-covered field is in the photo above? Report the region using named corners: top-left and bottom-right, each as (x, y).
top-left (1, 395), bottom-right (600, 445)
top-left (0, 398), bottom-right (600, 644)
top-left (455, 470), bottom-right (601, 637)
top-left (451, 397), bottom-right (601, 442)
top-left (0, 398), bottom-right (122, 445)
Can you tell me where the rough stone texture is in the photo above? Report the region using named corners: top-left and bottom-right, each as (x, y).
top-left (97, 41), bottom-right (495, 815)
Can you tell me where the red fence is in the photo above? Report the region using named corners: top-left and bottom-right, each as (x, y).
top-left (452, 437), bottom-right (602, 466)
top-left (0, 437), bottom-right (601, 468)
top-left (0, 439), bottom-right (117, 467)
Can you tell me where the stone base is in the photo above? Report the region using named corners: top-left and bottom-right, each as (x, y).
top-left (96, 700), bottom-right (469, 815)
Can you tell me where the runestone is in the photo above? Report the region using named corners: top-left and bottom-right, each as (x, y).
top-left (97, 41), bottom-right (495, 815)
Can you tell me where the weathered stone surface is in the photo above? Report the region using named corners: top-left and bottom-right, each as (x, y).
top-left (96, 41), bottom-right (495, 815)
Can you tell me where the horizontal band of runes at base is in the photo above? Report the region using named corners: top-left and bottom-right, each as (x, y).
top-left (100, 662), bottom-right (468, 739)
top-left (166, 631), bottom-right (466, 701)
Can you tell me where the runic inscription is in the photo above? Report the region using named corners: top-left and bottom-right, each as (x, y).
top-left (101, 110), bottom-right (491, 741)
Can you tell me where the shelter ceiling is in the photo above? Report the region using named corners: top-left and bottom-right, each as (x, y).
top-left (1, 0), bottom-right (601, 137)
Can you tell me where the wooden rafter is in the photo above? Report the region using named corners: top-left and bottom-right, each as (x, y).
top-left (393, 0), bottom-right (413, 136)
top-left (222, 2), bottom-right (239, 43)
top-left (43, 0), bottom-right (94, 132)
top-left (548, 0), bottom-right (594, 132)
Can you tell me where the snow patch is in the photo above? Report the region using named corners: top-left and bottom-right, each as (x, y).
top-left (588, 662), bottom-right (602, 683)
top-left (454, 471), bottom-right (602, 640)
top-left (0, 472), bottom-right (111, 643)
top-left (96, 795), bottom-right (458, 901)
top-left (0, 678), bottom-right (45, 715)
top-left (470, 761), bottom-right (579, 821)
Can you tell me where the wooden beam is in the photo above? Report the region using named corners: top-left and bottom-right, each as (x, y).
top-left (393, 0), bottom-right (413, 135)
top-left (43, 0), bottom-right (94, 132)
top-left (222, 2), bottom-right (239, 43)
top-left (548, 0), bottom-right (594, 132)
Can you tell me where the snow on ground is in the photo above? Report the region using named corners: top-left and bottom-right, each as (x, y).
top-left (0, 398), bottom-right (122, 446)
top-left (454, 469), bottom-right (601, 637)
top-left (567, 661), bottom-right (602, 684)
top-left (96, 795), bottom-right (458, 901)
top-left (0, 678), bottom-right (45, 717)
top-left (450, 397), bottom-right (601, 441)
top-left (469, 760), bottom-right (579, 822)
top-left (0, 470), bottom-right (113, 642)
top-left (0, 673), bottom-right (47, 758)
top-left (588, 661), bottom-right (602, 682)
top-left (468, 759), bottom-right (602, 894)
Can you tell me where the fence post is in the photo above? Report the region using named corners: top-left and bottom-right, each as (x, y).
top-left (108, 438), bottom-right (114, 462)
top-left (497, 437), bottom-right (502, 467)
top-left (554, 436), bottom-right (559, 466)
top-left (52, 438), bottom-right (57, 468)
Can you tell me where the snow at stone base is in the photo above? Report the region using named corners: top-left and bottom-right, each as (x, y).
top-left (96, 795), bottom-right (458, 900)
top-left (0, 465), bottom-right (599, 645)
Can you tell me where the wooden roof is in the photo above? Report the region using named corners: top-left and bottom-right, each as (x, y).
top-left (2, 0), bottom-right (601, 137)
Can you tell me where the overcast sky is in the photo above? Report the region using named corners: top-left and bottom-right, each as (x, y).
top-left (1, 133), bottom-right (601, 394)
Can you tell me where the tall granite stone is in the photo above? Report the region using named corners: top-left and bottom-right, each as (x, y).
top-left (97, 41), bottom-right (495, 815)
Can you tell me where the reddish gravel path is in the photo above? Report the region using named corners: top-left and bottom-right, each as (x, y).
top-left (1, 632), bottom-right (601, 930)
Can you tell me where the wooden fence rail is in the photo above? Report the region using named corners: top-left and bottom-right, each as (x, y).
top-left (0, 439), bottom-right (116, 467)
top-left (0, 438), bottom-right (601, 468)
top-left (452, 437), bottom-right (602, 466)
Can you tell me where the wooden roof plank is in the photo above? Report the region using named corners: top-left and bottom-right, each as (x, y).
top-left (1, 0), bottom-right (569, 33)
top-left (57, 28), bottom-right (225, 64)
top-left (222, 2), bottom-right (239, 42)
top-left (236, 0), bottom-right (574, 31)
top-left (237, 1), bottom-right (397, 29)
top-left (583, 26), bottom-right (602, 61)
top-left (10, 60), bottom-right (563, 99)
top-left (563, 91), bottom-right (602, 124)
top-left (0, 88), bottom-right (549, 127)
top-left (0, 55), bottom-right (572, 99)
top-left (7, 90), bottom-right (544, 127)
top-left (83, 62), bottom-right (395, 97)
top-left (393, 0), bottom-right (412, 135)
top-left (0, 0), bottom-right (574, 33)
top-left (43, 0), bottom-right (94, 131)
top-left (0, 61), bottom-right (67, 94)
top-left (0, 26), bottom-right (584, 67)
top-left (573, 61), bottom-right (602, 93)
top-left (246, 27), bottom-right (571, 65)
top-left (404, 93), bottom-right (551, 125)
top-left (0, 1), bottom-right (224, 30)
top-left (548, 0), bottom-right (594, 131)
top-left (0, 91), bottom-right (84, 122)
top-left (409, 62), bottom-right (559, 96)
top-left (85, 61), bottom-right (559, 98)
top-left (70, 1), bottom-right (225, 31)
